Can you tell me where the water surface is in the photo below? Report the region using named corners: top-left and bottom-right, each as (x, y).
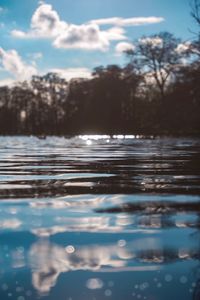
top-left (0, 136), bottom-right (200, 300)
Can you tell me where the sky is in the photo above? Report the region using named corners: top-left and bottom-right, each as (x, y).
top-left (0, 0), bottom-right (198, 85)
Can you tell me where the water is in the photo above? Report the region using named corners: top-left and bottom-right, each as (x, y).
top-left (0, 136), bottom-right (200, 300)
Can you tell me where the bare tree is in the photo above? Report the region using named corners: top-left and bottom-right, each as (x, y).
top-left (191, 0), bottom-right (200, 26)
top-left (126, 32), bottom-right (182, 99)
top-left (189, 0), bottom-right (200, 58)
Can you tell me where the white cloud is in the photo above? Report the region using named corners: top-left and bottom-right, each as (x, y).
top-left (28, 52), bottom-right (43, 60)
top-left (11, 4), bottom-right (125, 51)
top-left (90, 16), bottom-right (164, 27)
top-left (0, 7), bottom-right (4, 13)
top-left (11, 30), bottom-right (27, 38)
top-left (54, 25), bottom-right (126, 51)
top-left (115, 42), bottom-right (135, 55)
top-left (0, 219), bottom-right (22, 229)
top-left (11, 4), bottom-right (68, 39)
top-left (103, 27), bottom-right (126, 41)
top-left (53, 24), bottom-right (110, 51)
top-left (11, 3), bottom-right (164, 52)
top-left (139, 37), bottom-right (163, 48)
top-left (0, 47), bottom-right (37, 81)
top-left (49, 67), bottom-right (92, 80)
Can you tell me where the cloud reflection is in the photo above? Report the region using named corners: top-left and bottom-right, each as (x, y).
top-left (29, 240), bottom-right (127, 294)
top-left (0, 218), bottom-right (22, 229)
top-left (26, 235), bottom-right (199, 295)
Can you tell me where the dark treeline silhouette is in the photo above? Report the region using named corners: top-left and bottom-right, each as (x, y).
top-left (0, 3), bottom-right (200, 135)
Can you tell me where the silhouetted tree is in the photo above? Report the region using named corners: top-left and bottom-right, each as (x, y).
top-left (191, 0), bottom-right (200, 26)
top-left (126, 32), bottom-right (183, 99)
top-left (0, 27), bottom-right (200, 135)
top-left (89, 64), bottom-right (141, 133)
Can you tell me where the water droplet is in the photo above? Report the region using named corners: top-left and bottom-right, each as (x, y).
top-left (86, 140), bottom-right (92, 146)
top-left (192, 282), bottom-right (196, 287)
top-left (17, 247), bottom-right (24, 253)
top-left (105, 289), bottom-right (112, 297)
top-left (180, 276), bottom-right (188, 284)
top-left (134, 284), bottom-right (139, 289)
top-left (117, 239), bottom-right (126, 247)
top-left (17, 296), bottom-right (25, 300)
top-left (65, 245), bottom-right (75, 254)
top-left (108, 281), bottom-right (114, 287)
top-left (165, 274), bottom-right (173, 282)
top-left (140, 282), bottom-right (149, 290)
top-left (86, 278), bottom-right (104, 290)
top-left (2, 284), bottom-right (8, 291)
top-left (26, 290), bottom-right (32, 297)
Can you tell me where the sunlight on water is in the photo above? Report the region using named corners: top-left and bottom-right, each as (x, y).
top-left (0, 136), bottom-right (200, 300)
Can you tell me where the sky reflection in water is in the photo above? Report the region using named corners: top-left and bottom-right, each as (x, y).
top-left (0, 136), bottom-right (200, 300)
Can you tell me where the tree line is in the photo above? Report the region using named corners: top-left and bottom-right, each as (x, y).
top-left (0, 1), bottom-right (200, 135)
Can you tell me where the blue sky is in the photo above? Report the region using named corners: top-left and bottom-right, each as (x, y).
top-left (0, 0), bottom-right (197, 85)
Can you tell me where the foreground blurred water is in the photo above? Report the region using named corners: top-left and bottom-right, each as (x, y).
top-left (0, 136), bottom-right (200, 300)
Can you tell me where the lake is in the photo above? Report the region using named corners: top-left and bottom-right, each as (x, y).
top-left (0, 136), bottom-right (200, 300)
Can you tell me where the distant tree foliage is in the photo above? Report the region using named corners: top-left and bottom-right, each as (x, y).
top-left (0, 30), bottom-right (199, 135)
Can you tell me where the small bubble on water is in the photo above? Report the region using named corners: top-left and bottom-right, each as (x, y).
top-left (2, 284), bottom-right (8, 291)
top-left (65, 245), bottom-right (75, 254)
top-left (180, 276), bottom-right (188, 284)
top-left (26, 290), bottom-right (32, 297)
top-left (140, 282), bottom-right (149, 290)
top-left (165, 274), bottom-right (173, 282)
top-left (134, 284), bottom-right (139, 289)
top-left (192, 282), bottom-right (196, 287)
top-left (108, 281), bottom-right (114, 287)
top-left (17, 247), bottom-right (24, 253)
top-left (117, 239), bottom-right (126, 247)
top-left (157, 283), bottom-right (162, 288)
top-left (105, 289), bottom-right (112, 297)
top-left (86, 140), bottom-right (92, 146)
top-left (17, 297), bottom-right (25, 300)
top-left (86, 278), bottom-right (104, 290)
